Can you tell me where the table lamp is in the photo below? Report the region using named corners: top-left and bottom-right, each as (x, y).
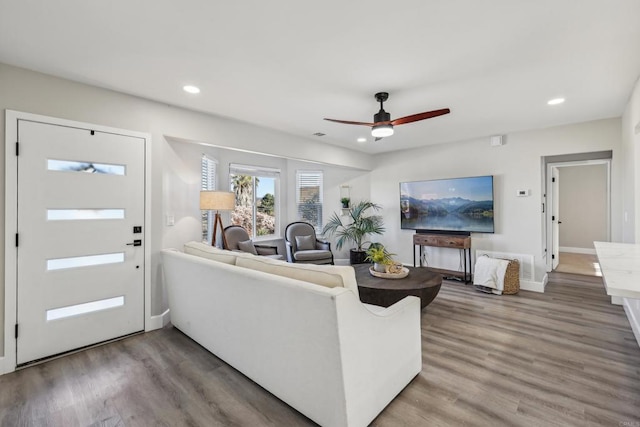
top-left (200, 191), bottom-right (235, 248)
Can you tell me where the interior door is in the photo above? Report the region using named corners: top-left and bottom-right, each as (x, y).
top-left (551, 167), bottom-right (560, 270)
top-left (16, 120), bottom-right (145, 365)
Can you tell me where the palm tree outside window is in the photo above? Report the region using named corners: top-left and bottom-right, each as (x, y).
top-left (229, 164), bottom-right (280, 239)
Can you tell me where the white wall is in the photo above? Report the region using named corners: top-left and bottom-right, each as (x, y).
top-left (370, 118), bottom-right (622, 284)
top-left (620, 76), bottom-right (640, 350)
top-left (558, 164), bottom-right (608, 249)
top-left (621, 75), bottom-right (640, 243)
top-left (0, 63), bottom-right (373, 358)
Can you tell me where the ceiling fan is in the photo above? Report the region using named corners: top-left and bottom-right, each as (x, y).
top-left (324, 92), bottom-right (450, 140)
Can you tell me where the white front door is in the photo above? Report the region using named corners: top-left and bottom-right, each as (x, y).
top-left (16, 120), bottom-right (145, 365)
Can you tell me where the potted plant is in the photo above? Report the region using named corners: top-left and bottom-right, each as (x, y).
top-left (322, 200), bottom-right (385, 264)
top-left (340, 197), bottom-right (350, 209)
top-left (365, 244), bottom-right (395, 272)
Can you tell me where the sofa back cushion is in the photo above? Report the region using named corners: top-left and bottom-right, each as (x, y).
top-left (235, 256), bottom-right (359, 297)
top-left (184, 241), bottom-right (255, 264)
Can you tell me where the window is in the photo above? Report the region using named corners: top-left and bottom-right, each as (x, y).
top-left (296, 170), bottom-right (323, 230)
top-left (229, 164), bottom-right (279, 238)
top-left (201, 155), bottom-right (218, 241)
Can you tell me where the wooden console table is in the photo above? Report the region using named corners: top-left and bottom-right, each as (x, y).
top-left (413, 233), bottom-right (472, 283)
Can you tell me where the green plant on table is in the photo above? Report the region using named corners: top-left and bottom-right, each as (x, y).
top-left (365, 244), bottom-right (395, 265)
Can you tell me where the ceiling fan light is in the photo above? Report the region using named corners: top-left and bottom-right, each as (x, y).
top-left (371, 124), bottom-right (394, 138)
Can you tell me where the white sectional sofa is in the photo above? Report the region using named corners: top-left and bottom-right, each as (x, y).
top-left (161, 242), bottom-right (422, 427)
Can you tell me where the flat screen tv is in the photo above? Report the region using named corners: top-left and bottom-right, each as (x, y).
top-left (400, 175), bottom-right (494, 234)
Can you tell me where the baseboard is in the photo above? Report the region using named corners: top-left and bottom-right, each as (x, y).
top-left (611, 296), bottom-right (624, 306)
top-left (559, 247), bottom-right (596, 255)
top-left (623, 298), bottom-right (640, 349)
top-left (520, 277), bottom-right (546, 293)
top-left (146, 309), bottom-right (170, 331)
top-left (335, 258), bottom-right (350, 266)
top-left (0, 356), bottom-right (13, 375)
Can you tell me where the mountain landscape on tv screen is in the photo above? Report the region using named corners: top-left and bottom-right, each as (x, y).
top-left (401, 196), bottom-right (494, 232)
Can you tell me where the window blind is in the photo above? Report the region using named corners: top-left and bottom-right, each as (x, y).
top-left (296, 170), bottom-right (323, 229)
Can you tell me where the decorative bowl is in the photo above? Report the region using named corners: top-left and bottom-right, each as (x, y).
top-left (369, 266), bottom-right (409, 279)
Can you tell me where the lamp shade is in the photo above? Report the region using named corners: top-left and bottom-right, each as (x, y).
top-left (200, 191), bottom-right (235, 211)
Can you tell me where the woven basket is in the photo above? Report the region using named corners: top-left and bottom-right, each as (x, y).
top-left (501, 259), bottom-right (520, 295)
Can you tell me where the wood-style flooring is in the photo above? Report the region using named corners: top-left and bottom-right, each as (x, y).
top-left (1, 272), bottom-right (639, 426)
top-left (555, 252), bottom-right (601, 277)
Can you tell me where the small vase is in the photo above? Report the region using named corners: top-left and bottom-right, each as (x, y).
top-left (373, 262), bottom-right (387, 273)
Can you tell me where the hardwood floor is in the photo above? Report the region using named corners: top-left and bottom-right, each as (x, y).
top-left (555, 252), bottom-right (602, 277)
top-left (1, 272), bottom-right (639, 426)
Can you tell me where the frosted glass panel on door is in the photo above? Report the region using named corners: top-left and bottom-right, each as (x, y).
top-left (46, 296), bottom-right (125, 321)
top-left (47, 159), bottom-right (126, 175)
top-left (47, 253), bottom-right (125, 271)
top-left (47, 209), bottom-right (125, 221)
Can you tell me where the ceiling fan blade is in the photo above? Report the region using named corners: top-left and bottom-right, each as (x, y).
top-left (324, 118), bottom-right (375, 126)
top-left (391, 108), bottom-right (451, 126)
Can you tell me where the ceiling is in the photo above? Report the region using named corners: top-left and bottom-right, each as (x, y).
top-left (1, 0), bottom-right (639, 154)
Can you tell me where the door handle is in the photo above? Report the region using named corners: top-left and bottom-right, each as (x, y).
top-left (126, 240), bottom-right (142, 247)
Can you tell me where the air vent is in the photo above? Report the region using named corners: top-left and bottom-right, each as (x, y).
top-left (313, 132), bottom-right (326, 137)
top-left (475, 250), bottom-right (534, 282)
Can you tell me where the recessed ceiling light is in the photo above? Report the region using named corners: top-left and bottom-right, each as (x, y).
top-left (183, 85), bottom-right (200, 94)
top-left (547, 98), bottom-right (565, 105)
top-left (357, 137), bottom-right (367, 143)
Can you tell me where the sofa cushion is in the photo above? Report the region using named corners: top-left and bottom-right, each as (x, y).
top-left (238, 240), bottom-right (258, 255)
top-left (235, 256), bottom-right (359, 297)
top-left (295, 235), bottom-right (315, 251)
top-left (294, 249), bottom-right (333, 261)
top-left (184, 241), bottom-right (255, 264)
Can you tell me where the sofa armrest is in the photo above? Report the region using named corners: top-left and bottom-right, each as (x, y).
top-left (336, 293), bottom-right (422, 426)
top-left (285, 240), bottom-right (295, 262)
top-left (316, 239), bottom-right (331, 251)
top-left (255, 244), bottom-right (278, 255)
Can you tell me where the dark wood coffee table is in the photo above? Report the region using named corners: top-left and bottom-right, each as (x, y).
top-left (353, 264), bottom-right (442, 310)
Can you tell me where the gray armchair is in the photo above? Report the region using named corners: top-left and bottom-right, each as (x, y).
top-left (284, 222), bottom-right (334, 265)
top-left (223, 225), bottom-right (283, 260)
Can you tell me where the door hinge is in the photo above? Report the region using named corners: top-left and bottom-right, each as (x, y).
top-left (15, 141), bottom-right (19, 156)
top-left (15, 324), bottom-right (18, 339)
top-left (552, 254), bottom-right (555, 260)
top-left (552, 215), bottom-right (555, 221)
top-left (552, 177), bottom-right (556, 183)
top-left (15, 233), bottom-right (19, 247)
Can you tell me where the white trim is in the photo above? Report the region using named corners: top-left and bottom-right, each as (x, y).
top-left (520, 278), bottom-right (546, 293)
top-left (3, 110), bottom-right (152, 374)
top-left (147, 309), bottom-right (171, 330)
top-left (545, 159), bottom-right (611, 272)
top-left (559, 247), bottom-right (597, 255)
top-left (4, 110), bottom-right (19, 374)
top-left (335, 258), bottom-right (350, 266)
top-left (623, 298), bottom-right (640, 349)
top-left (611, 296), bottom-right (624, 306)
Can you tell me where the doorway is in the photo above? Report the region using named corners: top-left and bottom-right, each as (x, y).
top-left (545, 157), bottom-right (611, 275)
